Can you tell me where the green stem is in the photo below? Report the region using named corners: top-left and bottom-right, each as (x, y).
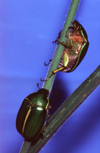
top-left (43, 0), bottom-right (80, 91)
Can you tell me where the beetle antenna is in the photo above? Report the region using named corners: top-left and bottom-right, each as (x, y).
top-left (44, 59), bottom-right (52, 66)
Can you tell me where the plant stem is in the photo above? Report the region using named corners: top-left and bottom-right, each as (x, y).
top-left (43, 0), bottom-right (80, 91)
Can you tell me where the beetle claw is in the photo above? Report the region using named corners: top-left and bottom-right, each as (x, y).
top-left (53, 30), bottom-right (62, 44)
top-left (44, 59), bottom-right (52, 66)
top-left (52, 40), bottom-right (58, 44)
top-left (40, 71), bottom-right (55, 82)
top-left (40, 78), bottom-right (49, 81)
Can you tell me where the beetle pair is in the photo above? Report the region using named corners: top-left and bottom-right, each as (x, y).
top-left (16, 20), bottom-right (89, 140)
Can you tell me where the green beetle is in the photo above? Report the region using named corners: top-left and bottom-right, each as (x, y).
top-left (41, 20), bottom-right (89, 81)
top-left (16, 88), bottom-right (50, 140)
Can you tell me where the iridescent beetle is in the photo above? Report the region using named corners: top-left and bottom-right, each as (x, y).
top-left (41, 20), bottom-right (89, 81)
top-left (16, 85), bottom-right (51, 141)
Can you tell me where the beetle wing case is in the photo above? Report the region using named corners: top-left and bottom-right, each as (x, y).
top-left (16, 89), bottom-right (49, 140)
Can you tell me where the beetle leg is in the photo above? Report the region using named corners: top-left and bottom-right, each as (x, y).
top-left (52, 30), bottom-right (62, 44)
top-left (40, 70), bottom-right (55, 81)
top-left (44, 59), bottom-right (52, 66)
top-left (52, 39), bottom-right (59, 44)
top-left (60, 41), bottom-right (72, 49)
top-left (53, 39), bottom-right (72, 49)
top-left (40, 67), bottom-right (65, 81)
top-left (69, 38), bottom-right (73, 46)
top-left (40, 77), bottom-right (49, 81)
top-left (65, 26), bottom-right (76, 37)
top-left (53, 67), bottom-right (65, 73)
top-left (65, 26), bottom-right (80, 37)
top-left (65, 27), bottom-right (72, 37)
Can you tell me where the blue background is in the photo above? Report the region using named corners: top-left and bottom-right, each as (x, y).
top-left (0, 0), bottom-right (100, 153)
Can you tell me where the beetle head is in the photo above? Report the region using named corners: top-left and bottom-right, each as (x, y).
top-left (38, 88), bottom-right (49, 97)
